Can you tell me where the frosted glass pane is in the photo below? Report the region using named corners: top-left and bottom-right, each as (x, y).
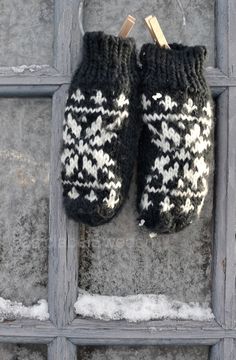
top-left (0, 98), bottom-right (51, 305)
top-left (78, 346), bottom-right (209, 360)
top-left (84, 0), bottom-right (215, 66)
top-left (0, 0), bottom-right (54, 66)
top-left (0, 344), bottom-right (47, 360)
top-left (78, 106), bottom-right (214, 305)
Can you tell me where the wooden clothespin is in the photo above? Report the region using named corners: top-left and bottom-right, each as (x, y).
top-left (118, 15), bottom-right (136, 38)
top-left (145, 15), bottom-right (170, 49)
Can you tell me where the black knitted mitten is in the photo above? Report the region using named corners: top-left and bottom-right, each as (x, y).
top-left (61, 32), bottom-right (140, 226)
top-left (137, 44), bottom-right (213, 233)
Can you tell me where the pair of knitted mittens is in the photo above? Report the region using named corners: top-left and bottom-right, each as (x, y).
top-left (61, 31), bottom-right (213, 232)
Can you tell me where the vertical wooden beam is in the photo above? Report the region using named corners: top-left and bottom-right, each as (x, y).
top-left (212, 89), bottom-right (228, 326)
top-left (223, 338), bottom-right (236, 360)
top-left (214, 0), bottom-right (236, 330)
top-left (48, 337), bottom-right (77, 360)
top-left (216, 0), bottom-right (236, 76)
top-left (71, 0), bottom-right (84, 74)
top-left (228, 0), bottom-right (236, 77)
top-left (211, 339), bottom-right (236, 360)
top-left (215, 0), bottom-right (229, 74)
top-left (48, 85), bottom-right (79, 327)
top-left (54, 0), bottom-right (81, 74)
top-left (224, 87), bottom-right (236, 329)
top-left (213, 86), bottom-right (236, 330)
top-left (225, 0), bottom-right (236, 330)
top-left (210, 340), bottom-right (223, 360)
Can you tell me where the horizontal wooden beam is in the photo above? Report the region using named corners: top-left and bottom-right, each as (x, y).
top-left (0, 85), bottom-right (59, 96)
top-left (1, 319), bottom-right (235, 345)
top-left (205, 68), bottom-right (236, 87)
top-left (0, 67), bottom-right (234, 89)
top-left (0, 67), bottom-right (70, 87)
top-left (0, 66), bottom-right (58, 77)
top-left (67, 319), bottom-right (229, 346)
top-left (0, 75), bottom-right (71, 86)
top-left (0, 320), bottom-right (55, 344)
top-left (0, 85), bottom-right (224, 98)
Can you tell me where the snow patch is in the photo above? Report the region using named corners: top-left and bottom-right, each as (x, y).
top-left (75, 290), bottom-right (214, 322)
top-left (0, 298), bottom-right (49, 322)
top-left (149, 232), bottom-right (157, 239)
top-left (11, 64), bottom-right (50, 73)
top-left (139, 219), bottom-right (145, 226)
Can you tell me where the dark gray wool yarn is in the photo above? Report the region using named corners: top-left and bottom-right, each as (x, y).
top-left (137, 44), bottom-right (213, 233)
top-left (61, 31), bottom-right (141, 226)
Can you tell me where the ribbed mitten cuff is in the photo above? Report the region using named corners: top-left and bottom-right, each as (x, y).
top-left (73, 31), bottom-right (137, 87)
top-left (140, 43), bottom-right (208, 92)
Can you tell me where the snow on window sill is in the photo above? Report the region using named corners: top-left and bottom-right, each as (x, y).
top-left (0, 298), bottom-right (49, 322)
top-left (74, 289), bottom-right (214, 322)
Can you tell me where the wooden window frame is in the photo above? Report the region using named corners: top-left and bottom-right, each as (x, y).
top-left (0, 0), bottom-right (235, 359)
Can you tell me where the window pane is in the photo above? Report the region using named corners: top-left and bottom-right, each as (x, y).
top-left (78, 346), bottom-right (209, 360)
top-left (84, 0), bottom-right (215, 66)
top-left (0, 344), bottom-right (47, 360)
top-left (0, 98), bottom-right (50, 308)
top-left (0, 0), bottom-right (54, 66)
top-left (78, 102), bottom-right (215, 313)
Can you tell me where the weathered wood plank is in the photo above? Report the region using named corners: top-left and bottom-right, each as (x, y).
top-left (210, 340), bottom-right (223, 360)
top-left (213, 86), bottom-right (236, 329)
top-left (228, 0), bottom-right (236, 77)
top-left (216, 0), bottom-right (229, 74)
top-left (0, 85), bottom-right (58, 96)
top-left (48, 337), bottom-right (77, 360)
top-left (0, 75), bottom-right (70, 86)
top-left (71, 0), bottom-right (83, 73)
top-left (224, 0), bottom-right (236, 332)
top-left (212, 89), bottom-right (228, 326)
top-left (54, 0), bottom-right (81, 74)
top-left (0, 66), bottom-right (58, 77)
top-left (0, 319), bottom-right (233, 345)
top-left (0, 320), bottom-right (55, 343)
top-left (223, 338), bottom-right (236, 360)
top-left (70, 318), bottom-right (220, 330)
top-left (224, 87), bottom-right (236, 328)
top-left (0, 68), bottom-right (235, 88)
top-left (54, 0), bottom-right (72, 74)
top-left (48, 85), bottom-right (79, 327)
top-left (67, 319), bottom-right (230, 346)
top-left (0, 85), bottom-right (224, 98)
top-left (210, 339), bottom-right (236, 360)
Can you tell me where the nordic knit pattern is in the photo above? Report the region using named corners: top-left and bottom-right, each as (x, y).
top-left (61, 32), bottom-right (140, 226)
top-left (137, 44), bottom-right (213, 233)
